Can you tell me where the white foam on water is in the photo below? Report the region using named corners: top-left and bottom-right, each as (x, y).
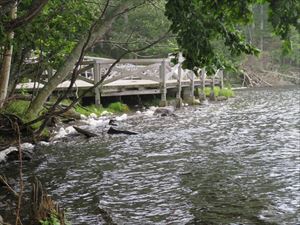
top-left (116, 114), bottom-right (128, 121)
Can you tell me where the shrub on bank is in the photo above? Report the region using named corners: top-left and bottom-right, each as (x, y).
top-left (74, 102), bottom-right (129, 116)
top-left (204, 87), bottom-right (234, 97)
top-left (107, 102), bottom-right (129, 113)
top-left (74, 104), bottom-right (104, 116)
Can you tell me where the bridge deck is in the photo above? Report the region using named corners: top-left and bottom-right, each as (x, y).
top-left (16, 78), bottom-right (218, 97)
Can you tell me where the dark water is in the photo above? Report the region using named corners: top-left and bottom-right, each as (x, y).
top-left (1, 87), bottom-right (300, 225)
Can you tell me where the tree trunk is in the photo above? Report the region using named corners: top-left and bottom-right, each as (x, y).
top-left (26, 2), bottom-right (131, 117)
top-left (0, 2), bottom-right (17, 108)
top-left (260, 4), bottom-right (264, 51)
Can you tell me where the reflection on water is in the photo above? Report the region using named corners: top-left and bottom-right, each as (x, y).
top-left (1, 86), bottom-right (299, 225)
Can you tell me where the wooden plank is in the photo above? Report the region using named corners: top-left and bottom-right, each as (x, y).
top-left (94, 58), bottom-right (170, 65)
top-left (101, 89), bottom-right (161, 97)
top-left (77, 64), bottom-right (93, 75)
top-left (77, 75), bottom-right (94, 84)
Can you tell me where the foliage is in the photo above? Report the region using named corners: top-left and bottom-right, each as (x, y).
top-left (40, 213), bottom-right (60, 225)
top-left (2, 100), bottom-right (44, 129)
top-left (92, 1), bottom-right (176, 58)
top-left (2, 100), bottom-right (30, 117)
top-left (74, 104), bottom-right (104, 117)
top-left (74, 102), bottom-right (129, 116)
top-left (219, 88), bottom-right (235, 98)
top-left (204, 87), bottom-right (234, 98)
top-left (39, 210), bottom-right (71, 225)
top-left (165, 0), bottom-right (300, 74)
top-left (107, 102), bottom-right (129, 113)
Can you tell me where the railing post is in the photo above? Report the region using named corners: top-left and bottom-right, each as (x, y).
top-left (176, 64), bottom-right (182, 108)
top-left (94, 61), bottom-right (102, 106)
top-left (159, 59), bottom-right (167, 107)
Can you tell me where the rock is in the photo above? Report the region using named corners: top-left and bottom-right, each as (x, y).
top-left (107, 127), bottom-right (137, 135)
top-left (62, 108), bottom-right (81, 120)
top-left (153, 106), bottom-right (175, 116)
top-left (216, 96), bottom-right (228, 101)
top-left (109, 119), bottom-right (118, 126)
top-left (0, 143), bottom-right (35, 164)
top-left (6, 149), bottom-right (33, 161)
top-left (73, 126), bottom-right (98, 138)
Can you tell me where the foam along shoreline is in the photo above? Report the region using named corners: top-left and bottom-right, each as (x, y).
top-left (0, 105), bottom-right (179, 164)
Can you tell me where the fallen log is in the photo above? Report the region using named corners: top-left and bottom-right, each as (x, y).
top-left (107, 127), bottom-right (138, 135)
top-left (73, 126), bottom-right (98, 138)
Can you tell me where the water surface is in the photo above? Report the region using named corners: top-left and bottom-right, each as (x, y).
top-left (1, 86), bottom-right (299, 225)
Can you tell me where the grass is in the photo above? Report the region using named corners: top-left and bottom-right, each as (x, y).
top-left (74, 102), bottom-right (130, 116)
top-left (3, 100), bottom-right (30, 118)
top-left (203, 87), bottom-right (234, 98)
top-left (107, 102), bottom-right (129, 113)
top-left (74, 104), bottom-right (104, 116)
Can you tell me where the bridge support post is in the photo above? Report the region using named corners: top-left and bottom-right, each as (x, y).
top-left (159, 59), bottom-right (167, 107)
top-left (176, 64), bottom-right (182, 108)
top-left (94, 62), bottom-right (102, 106)
top-left (199, 69), bottom-right (206, 101)
top-left (219, 70), bottom-right (224, 89)
top-left (188, 72), bottom-right (196, 104)
top-left (210, 72), bottom-right (216, 101)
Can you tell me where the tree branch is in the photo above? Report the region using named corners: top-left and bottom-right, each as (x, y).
top-left (4, 0), bottom-right (49, 32)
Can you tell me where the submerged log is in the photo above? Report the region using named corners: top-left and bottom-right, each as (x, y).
top-left (107, 127), bottom-right (137, 135)
top-left (73, 126), bottom-right (98, 138)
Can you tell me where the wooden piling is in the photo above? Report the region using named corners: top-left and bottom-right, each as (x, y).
top-left (159, 59), bottom-right (167, 106)
top-left (190, 72), bottom-right (195, 98)
top-left (94, 62), bottom-right (101, 106)
top-left (210, 71), bottom-right (216, 101)
top-left (199, 69), bottom-right (206, 101)
top-left (219, 70), bottom-right (224, 89)
top-left (176, 64), bottom-right (183, 108)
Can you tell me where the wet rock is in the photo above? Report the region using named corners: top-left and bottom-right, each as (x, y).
top-left (153, 106), bottom-right (176, 116)
top-left (6, 148), bottom-right (33, 162)
top-left (107, 127), bottom-right (137, 135)
top-left (216, 96), bottom-right (228, 101)
top-left (73, 126), bottom-right (98, 138)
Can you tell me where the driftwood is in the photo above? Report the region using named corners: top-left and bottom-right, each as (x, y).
top-left (107, 127), bottom-right (137, 135)
top-left (73, 126), bottom-right (98, 138)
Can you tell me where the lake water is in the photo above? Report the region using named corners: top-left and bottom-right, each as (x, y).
top-left (1, 86), bottom-right (300, 224)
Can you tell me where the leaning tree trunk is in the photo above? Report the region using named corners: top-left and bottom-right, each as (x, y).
top-left (0, 2), bottom-right (17, 108)
top-left (26, 2), bottom-right (131, 117)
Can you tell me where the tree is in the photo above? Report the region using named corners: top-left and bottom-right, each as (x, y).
top-left (165, 0), bottom-right (300, 74)
top-left (1, 0), bottom-right (299, 119)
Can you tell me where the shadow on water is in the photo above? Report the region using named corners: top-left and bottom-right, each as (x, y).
top-left (0, 86), bottom-right (299, 224)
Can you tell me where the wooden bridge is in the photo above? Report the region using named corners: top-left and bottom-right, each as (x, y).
top-left (17, 57), bottom-right (224, 106)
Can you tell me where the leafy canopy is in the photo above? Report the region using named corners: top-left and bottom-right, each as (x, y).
top-left (165, 0), bottom-right (300, 74)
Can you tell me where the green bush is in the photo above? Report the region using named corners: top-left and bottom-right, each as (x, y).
top-left (74, 104), bottom-right (104, 116)
top-left (107, 102), bottom-right (129, 113)
top-left (219, 88), bottom-right (234, 97)
top-left (203, 87), bottom-right (234, 97)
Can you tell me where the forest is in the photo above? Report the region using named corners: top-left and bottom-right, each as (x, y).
top-left (0, 0), bottom-right (299, 224)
